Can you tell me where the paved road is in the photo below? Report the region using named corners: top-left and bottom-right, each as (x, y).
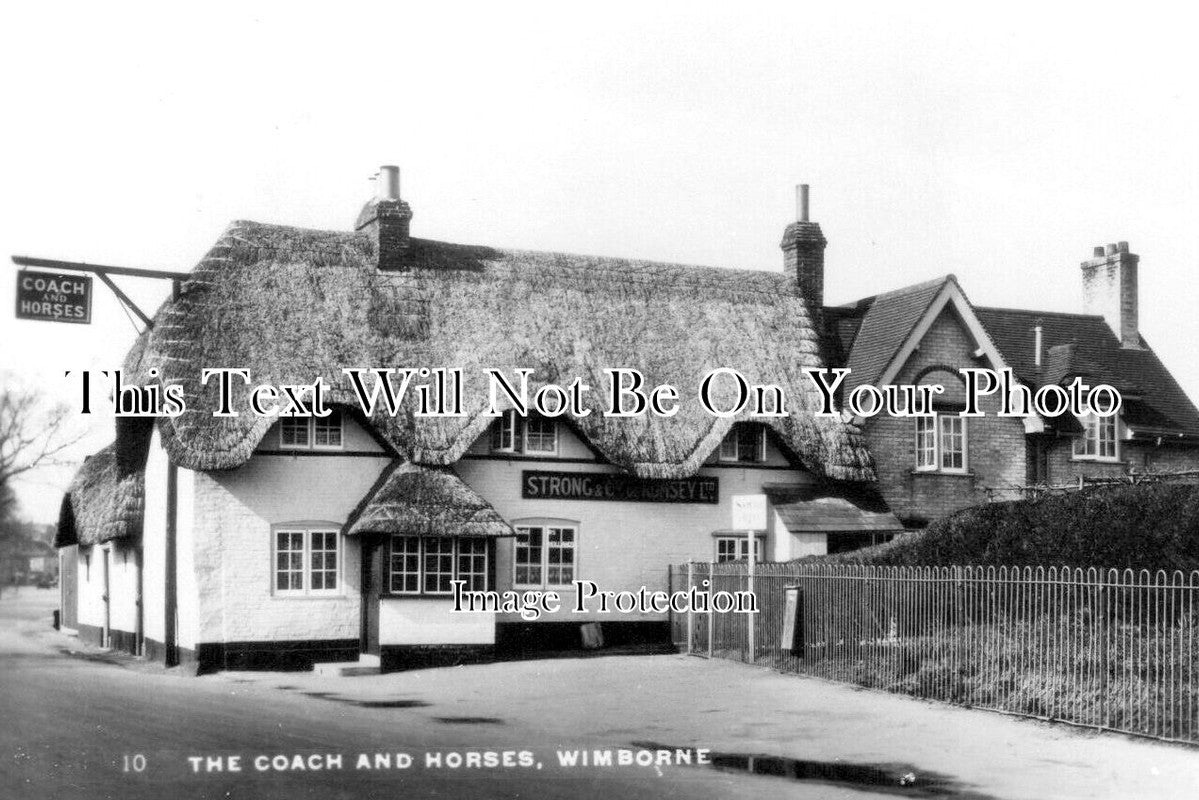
top-left (2, 590), bottom-right (1197, 799)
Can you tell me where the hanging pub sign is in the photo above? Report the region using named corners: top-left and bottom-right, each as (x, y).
top-left (15, 270), bottom-right (92, 324)
top-left (522, 470), bottom-right (719, 504)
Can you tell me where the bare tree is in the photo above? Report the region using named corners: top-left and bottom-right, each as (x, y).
top-left (0, 374), bottom-right (88, 595)
top-left (0, 375), bottom-right (87, 505)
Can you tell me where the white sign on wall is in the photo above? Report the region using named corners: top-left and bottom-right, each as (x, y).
top-left (731, 494), bottom-right (767, 531)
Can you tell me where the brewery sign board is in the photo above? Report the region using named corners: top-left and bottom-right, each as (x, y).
top-left (522, 470), bottom-right (719, 504)
top-left (15, 270), bottom-right (92, 324)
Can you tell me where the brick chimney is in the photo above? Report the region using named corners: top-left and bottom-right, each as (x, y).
top-left (355, 165), bottom-right (413, 271)
top-left (1081, 241), bottom-right (1140, 348)
top-left (780, 184), bottom-right (827, 318)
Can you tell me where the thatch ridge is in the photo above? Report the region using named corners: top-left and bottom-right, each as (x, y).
top-left (123, 219), bottom-right (874, 481)
top-left (344, 462), bottom-right (515, 538)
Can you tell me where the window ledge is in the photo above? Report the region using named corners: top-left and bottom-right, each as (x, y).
top-left (909, 469), bottom-right (975, 479)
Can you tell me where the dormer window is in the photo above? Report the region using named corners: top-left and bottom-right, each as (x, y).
top-left (491, 410), bottom-right (558, 456)
top-left (719, 423), bottom-right (767, 463)
top-left (279, 410), bottom-right (344, 450)
top-left (1073, 411), bottom-right (1119, 461)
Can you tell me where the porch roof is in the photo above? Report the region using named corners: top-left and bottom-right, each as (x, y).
top-left (764, 484), bottom-right (904, 535)
top-left (343, 462), bottom-right (516, 539)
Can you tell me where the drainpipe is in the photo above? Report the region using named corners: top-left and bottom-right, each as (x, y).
top-left (163, 277), bottom-right (181, 668)
top-left (165, 462), bottom-right (178, 667)
top-left (135, 545), bottom-right (144, 656)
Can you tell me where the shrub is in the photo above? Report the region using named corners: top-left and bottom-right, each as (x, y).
top-left (812, 484), bottom-right (1199, 570)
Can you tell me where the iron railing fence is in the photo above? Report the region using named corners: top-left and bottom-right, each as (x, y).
top-left (669, 562), bottom-right (1199, 745)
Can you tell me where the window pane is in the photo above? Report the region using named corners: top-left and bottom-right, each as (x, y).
top-left (276, 531), bottom-right (304, 592)
top-left (736, 425), bottom-right (764, 463)
top-left (915, 416), bottom-right (937, 469)
top-left (280, 418), bottom-right (309, 447)
top-left (390, 536), bottom-right (421, 594)
top-left (939, 416), bottom-right (965, 471)
top-left (457, 539), bottom-right (489, 592)
top-left (310, 531), bottom-right (338, 591)
top-left (716, 538), bottom-right (737, 562)
top-left (514, 527), bottom-right (544, 586)
top-left (525, 416), bottom-right (557, 453)
top-left (313, 412), bottom-right (343, 448)
top-left (423, 537), bottom-right (454, 594)
top-left (492, 410), bottom-right (517, 452)
top-left (546, 527), bottom-right (576, 585)
top-left (1098, 416), bottom-right (1117, 458)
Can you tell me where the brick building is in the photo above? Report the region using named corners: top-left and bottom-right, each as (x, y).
top-left (802, 221), bottom-right (1199, 525)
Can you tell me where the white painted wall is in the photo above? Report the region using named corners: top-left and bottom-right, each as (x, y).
top-left (142, 428), bottom-right (167, 643)
top-left (455, 424), bottom-right (817, 624)
top-left (105, 540), bottom-right (139, 635)
top-left (191, 417), bottom-right (390, 644)
top-left (379, 598), bottom-right (495, 645)
top-left (75, 544), bottom-right (103, 629)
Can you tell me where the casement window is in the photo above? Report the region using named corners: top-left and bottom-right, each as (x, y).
top-left (491, 410), bottom-right (558, 456)
top-left (1074, 412), bottom-right (1119, 461)
top-left (274, 528), bottom-right (340, 595)
top-left (914, 414), bottom-right (968, 473)
top-left (388, 536), bottom-right (489, 595)
top-left (719, 424), bottom-right (767, 463)
top-left (714, 536), bottom-right (763, 563)
top-left (513, 525), bottom-right (576, 587)
top-left (279, 410), bottom-right (344, 450)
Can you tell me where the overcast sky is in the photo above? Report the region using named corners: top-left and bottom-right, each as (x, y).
top-left (2, 3), bottom-right (1197, 522)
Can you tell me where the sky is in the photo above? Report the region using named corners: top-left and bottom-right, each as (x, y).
top-left (2, 2), bottom-right (1197, 522)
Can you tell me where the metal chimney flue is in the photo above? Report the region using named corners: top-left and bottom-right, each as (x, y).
top-left (797, 184), bottom-right (810, 223)
top-left (379, 165), bottom-right (401, 202)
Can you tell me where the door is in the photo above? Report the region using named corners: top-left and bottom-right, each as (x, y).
top-left (101, 548), bottom-right (111, 648)
top-left (360, 537), bottom-right (383, 656)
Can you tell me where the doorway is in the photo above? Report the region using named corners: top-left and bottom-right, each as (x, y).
top-left (360, 537), bottom-right (383, 656)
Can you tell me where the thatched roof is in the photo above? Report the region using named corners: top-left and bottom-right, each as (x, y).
top-left (344, 462), bottom-right (515, 538)
top-left (56, 422), bottom-right (150, 547)
top-left (123, 220), bottom-right (874, 481)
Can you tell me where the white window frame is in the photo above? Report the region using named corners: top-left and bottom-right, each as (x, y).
top-left (914, 413), bottom-right (968, 474)
top-left (719, 424), bottom-right (767, 464)
top-left (714, 535), bottom-right (763, 563)
top-left (388, 536), bottom-right (490, 596)
top-left (491, 410), bottom-right (519, 453)
top-left (1073, 411), bottom-right (1120, 462)
top-left (273, 527), bottom-right (341, 597)
top-left (278, 410), bottom-right (344, 451)
top-left (490, 411), bottom-right (558, 456)
top-left (523, 415), bottom-right (559, 455)
top-left (513, 524), bottom-right (577, 588)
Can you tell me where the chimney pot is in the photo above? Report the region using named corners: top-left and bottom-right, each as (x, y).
top-left (379, 165), bottom-right (401, 201)
top-left (1117, 240), bottom-right (1129, 253)
top-left (1105, 243), bottom-right (1118, 256)
top-left (780, 183), bottom-right (826, 318)
top-left (1093, 246), bottom-right (1105, 257)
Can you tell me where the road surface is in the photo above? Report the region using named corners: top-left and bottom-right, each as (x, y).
top-left (1, 589), bottom-right (1196, 799)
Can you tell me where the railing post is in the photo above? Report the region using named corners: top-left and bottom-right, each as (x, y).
top-left (700, 561), bottom-right (709, 662)
top-left (686, 561), bottom-right (694, 655)
top-left (747, 542), bottom-right (756, 664)
top-left (1097, 572), bottom-right (1108, 729)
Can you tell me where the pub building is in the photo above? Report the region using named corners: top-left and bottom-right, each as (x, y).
top-left (54, 167), bottom-right (901, 673)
